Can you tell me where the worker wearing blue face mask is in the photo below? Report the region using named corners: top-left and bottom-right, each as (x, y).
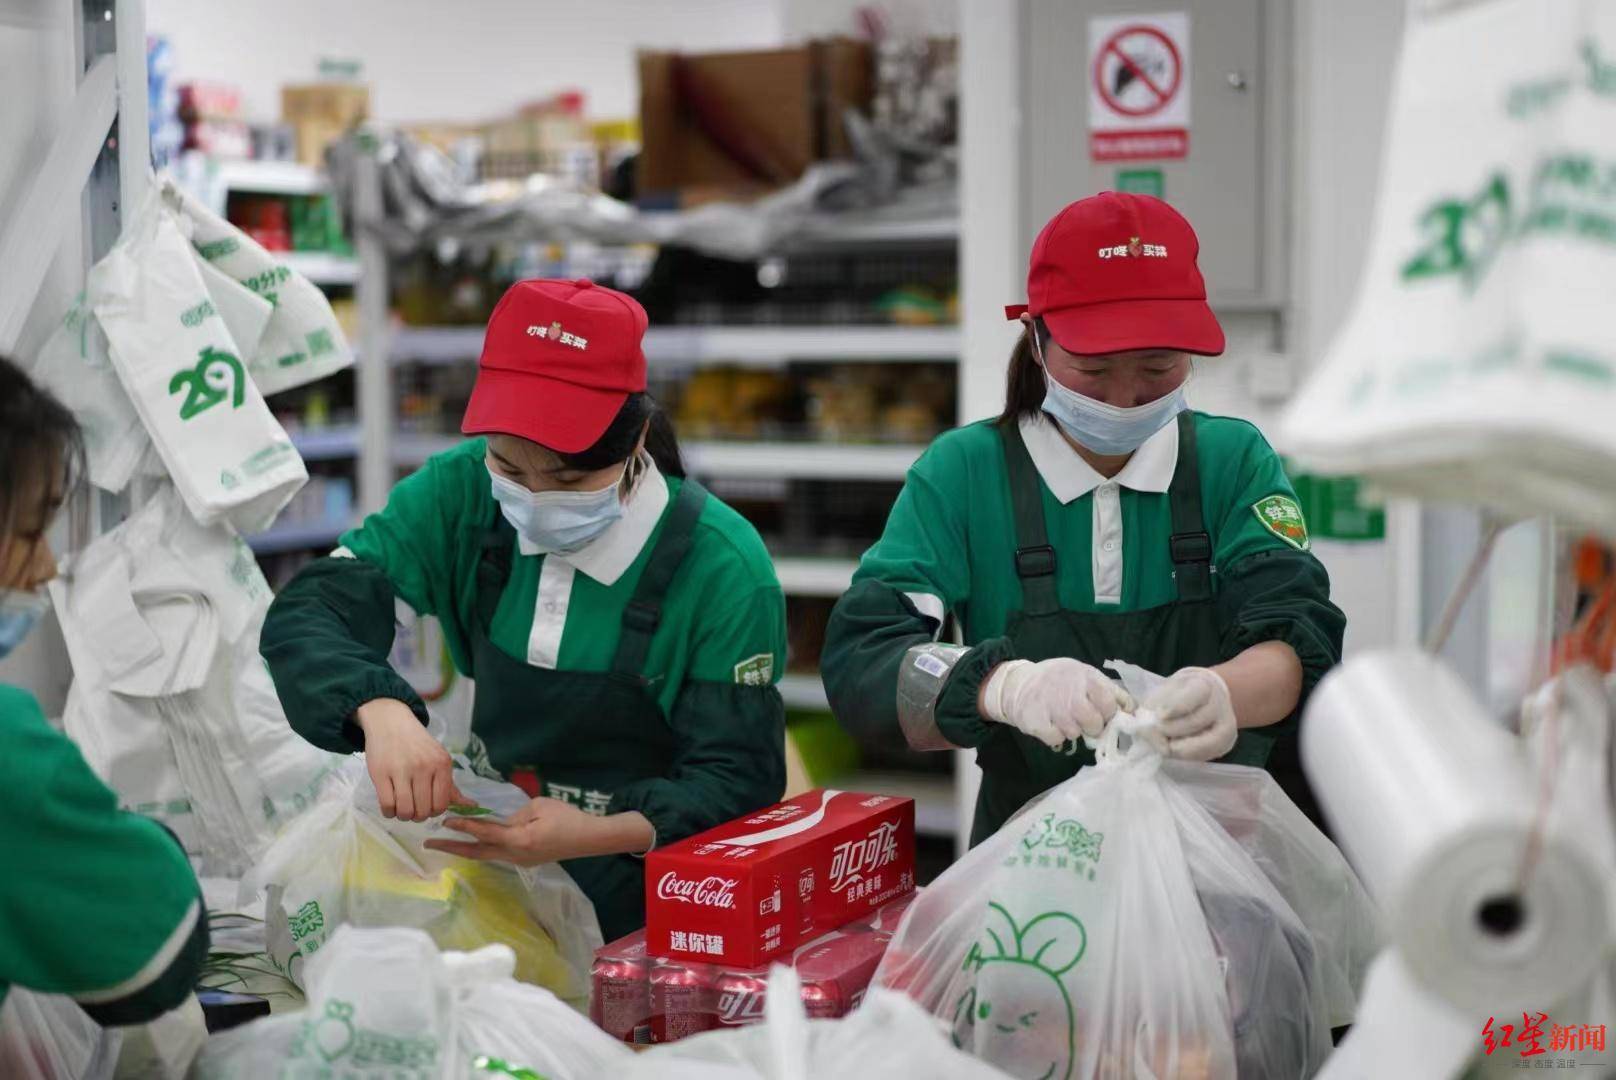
top-left (0, 356), bottom-right (209, 1025)
top-left (261, 280), bottom-right (788, 939)
top-left (822, 194), bottom-right (1346, 842)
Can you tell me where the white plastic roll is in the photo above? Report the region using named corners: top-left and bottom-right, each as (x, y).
top-left (1302, 649), bottom-right (1611, 1015)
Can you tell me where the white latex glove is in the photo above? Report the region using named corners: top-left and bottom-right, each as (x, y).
top-left (980, 658), bottom-right (1134, 750)
top-left (1145, 666), bottom-right (1238, 761)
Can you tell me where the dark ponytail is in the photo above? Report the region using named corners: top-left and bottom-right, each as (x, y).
top-left (555, 391), bottom-right (686, 480)
top-left (998, 317), bottom-right (1052, 426)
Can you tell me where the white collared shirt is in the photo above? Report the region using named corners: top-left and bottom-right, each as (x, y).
top-left (1017, 412), bottom-right (1179, 605)
top-left (521, 453), bottom-right (669, 668)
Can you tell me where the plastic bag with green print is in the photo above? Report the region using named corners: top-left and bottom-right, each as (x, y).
top-left (875, 661), bottom-right (1380, 1080)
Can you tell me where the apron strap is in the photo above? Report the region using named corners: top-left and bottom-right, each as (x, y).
top-left (1167, 411), bottom-right (1213, 603)
top-left (475, 512), bottom-right (516, 632)
top-left (611, 478), bottom-right (710, 678)
top-left (999, 421), bottom-right (1062, 617)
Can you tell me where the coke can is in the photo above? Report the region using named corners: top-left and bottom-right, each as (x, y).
top-left (649, 957), bottom-right (718, 1042)
top-left (714, 968), bottom-right (770, 1027)
top-left (590, 942), bottom-right (650, 1043)
top-left (795, 928), bottom-right (890, 1019)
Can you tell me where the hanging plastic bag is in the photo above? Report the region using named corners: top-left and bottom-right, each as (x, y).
top-left (26, 293), bottom-right (148, 494)
top-left (88, 186), bottom-right (306, 534)
top-left (193, 926), bottom-right (632, 1079)
top-left (876, 666), bottom-right (1380, 1080)
top-left (161, 178), bottom-right (354, 397)
top-left (620, 965), bottom-right (1006, 1080)
top-left (1277, 1), bottom-right (1616, 537)
top-left (245, 759), bottom-right (601, 1009)
top-left (0, 989), bottom-right (120, 1080)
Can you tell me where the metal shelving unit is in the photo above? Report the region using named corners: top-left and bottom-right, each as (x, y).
top-left (684, 440), bottom-right (924, 482)
top-left (281, 250), bottom-right (361, 287)
top-left (246, 517), bottom-right (353, 556)
top-left (289, 425), bottom-right (362, 462)
top-left (772, 557), bottom-right (859, 598)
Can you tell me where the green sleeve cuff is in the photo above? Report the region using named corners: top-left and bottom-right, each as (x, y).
top-left (935, 637), bottom-right (1016, 748)
top-left (1216, 549), bottom-right (1346, 732)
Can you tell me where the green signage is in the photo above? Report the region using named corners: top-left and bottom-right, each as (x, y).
top-left (1284, 463), bottom-right (1387, 542)
top-left (1115, 168), bottom-right (1165, 198)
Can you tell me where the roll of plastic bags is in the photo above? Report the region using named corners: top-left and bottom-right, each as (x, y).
top-left (88, 186), bottom-right (306, 534)
top-left (162, 177), bottom-right (354, 397)
top-left (621, 965), bottom-right (1009, 1080)
top-left (26, 293), bottom-right (148, 494)
top-left (245, 759), bottom-right (601, 1009)
top-left (877, 676), bottom-right (1379, 1080)
top-left (0, 988), bottom-right (120, 1080)
top-left (194, 927), bottom-right (633, 1080)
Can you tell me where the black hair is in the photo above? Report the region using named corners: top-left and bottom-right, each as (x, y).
top-left (556, 392), bottom-right (686, 479)
top-left (0, 354), bottom-right (85, 586)
top-left (999, 317), bottom-right (1053, 426)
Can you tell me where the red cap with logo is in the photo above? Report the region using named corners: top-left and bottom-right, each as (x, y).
top-left (462, 278), bottom-right (649, 453)
top-left (1005, 192), bottom-right (1224, 357)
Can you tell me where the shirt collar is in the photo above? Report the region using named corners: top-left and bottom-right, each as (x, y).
top-left (1017, 411), bottom-right (1179, 505)
top-left (516, 453), bottom-right (669, 585)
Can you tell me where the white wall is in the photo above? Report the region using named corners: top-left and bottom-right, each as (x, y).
top-left (145, 0), bottom-right (787, 124)
top-left (781, 0), bottom-right (956, 41)
top-left (1291, 0), bottom-right (1408, 656)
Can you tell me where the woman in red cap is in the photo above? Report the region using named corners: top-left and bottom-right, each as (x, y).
top-left (823, 193), bottom-right (1344, 842)
top-left (262, 279), bottom-right (788, 939)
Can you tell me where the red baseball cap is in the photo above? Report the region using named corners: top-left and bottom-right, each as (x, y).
top-left (1005, 192), bottom-right (1224, 357)
top-left (461, 278), bottom-right (649, 453)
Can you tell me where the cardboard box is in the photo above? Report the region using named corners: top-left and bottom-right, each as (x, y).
top-left (637, 38), bottom-right (871, 198)
top-left (645, 788), bottom-right (915, 969)
top-left (281, 83), bottom-right (370, 125)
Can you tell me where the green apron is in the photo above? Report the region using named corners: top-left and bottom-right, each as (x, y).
top-left (469, 479), bottom-right (709, 941)
top-left (970, 413), bottom-right (1274, 845)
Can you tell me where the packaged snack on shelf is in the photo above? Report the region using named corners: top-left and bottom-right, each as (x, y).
top-left (646, 788), bottom-right (915, 968)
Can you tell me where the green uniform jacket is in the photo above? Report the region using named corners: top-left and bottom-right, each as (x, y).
top-left (0, 685), bottom-right (208, 1023)
top-left (823, 412), bottom-right (1345, 752)
top-left (260, 439), bottom-right (787, 852)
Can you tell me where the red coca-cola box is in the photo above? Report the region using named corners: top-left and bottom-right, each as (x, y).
top-left (645, 789), bottom-right (916, 968)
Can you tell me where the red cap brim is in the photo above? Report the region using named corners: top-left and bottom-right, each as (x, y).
top-left (1043, 297), bottom-right (1225, 357)
top-left (461, 368), bottom-right (629, 454)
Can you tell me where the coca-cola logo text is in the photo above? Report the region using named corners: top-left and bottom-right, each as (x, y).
top-left (717, 989), bottom-right (766, 1025)
top-left (657, 872), bottom-right (739, 909)
top-left (829, 820), bottom-right (900, 894)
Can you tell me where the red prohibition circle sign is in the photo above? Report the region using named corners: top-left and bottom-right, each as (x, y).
top-left (1094, 25), bottom-right (1183, 118)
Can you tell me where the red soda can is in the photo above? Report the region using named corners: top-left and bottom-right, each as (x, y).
top-left (590, 936), bottom-right (650, 1043)
top-left (649, 957), bottom-right (718, 1043)
top-left (714, 968), bottom-right (770, 1027)
top-left (795, 929), bottom-right (891, 1019)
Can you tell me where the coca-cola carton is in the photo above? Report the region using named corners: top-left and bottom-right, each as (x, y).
top-left (646, 789), bottom-right (916, 968)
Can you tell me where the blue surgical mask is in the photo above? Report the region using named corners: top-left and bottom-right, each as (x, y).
top-left (488, 465), bottom-right (625, 555)
top-left (0, 589), bottom-right (50, 659)
top-left (1036, 337), bottom-right (1187, 455)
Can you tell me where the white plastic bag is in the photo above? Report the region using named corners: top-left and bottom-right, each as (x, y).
top-left (623, 965), bottom-right (1007, 1080)
top-left (162, 178), bottom-right (354, 397)
top-left (88, 187), bottom-right (306, 534)
top-left (26, 294), bottom-right (148, 494)
top-left (1278, 1), bottom-right (1616, 536)
top-left (0, 989), bottom-right (119, 1080)
top-left (876, 671), bottom-right (1380, 1080)
top-left (245, 759), bottom-right (601, 1008)
top-left (193, 927), bottom-right (632, 1080)
top-left (51, 485), bottom-right (341, 872)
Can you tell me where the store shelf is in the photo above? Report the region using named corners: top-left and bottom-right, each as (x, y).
top-left (779, 673), bottom-right (830, 711)
top-left (388, 325), bottom-right (957, 366)
top-left (393, 434), bottom-right (461, 468)
top-left (643, 325), bottom-right (958, 364)
top-left (390, 325), bottom-right (486, 364)
top-left (247, 517), bottom-right (353, 556)
top-left (289, 426), bottom-right (361, 461)
top-left (216, 159), bottom-right (328, 196)
top-left (794, 214), bottom-right (958, 247)
top-left (843, 770), bottom-right (957, 838)
top-left (685, 441), bottom-right (922, 481)
top-left (773, 557), bottom-right (857, 598)
top-left (282, 251), bottom-right (360, 286)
